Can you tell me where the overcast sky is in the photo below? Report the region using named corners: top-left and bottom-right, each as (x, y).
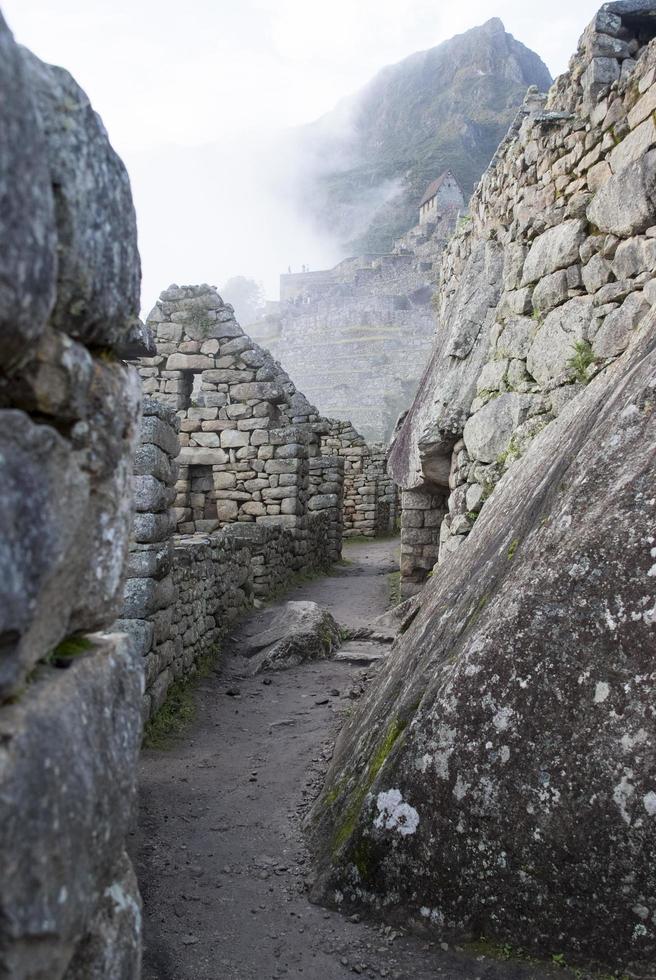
top-left (4, 0), bottom-right (602, 312)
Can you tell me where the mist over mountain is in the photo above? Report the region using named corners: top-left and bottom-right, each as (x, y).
top-left (287, 17), bottom-right (552, 254)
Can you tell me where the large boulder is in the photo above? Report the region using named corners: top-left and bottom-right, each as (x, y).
top-left (233, 600), bottom-right (342, 673)
top-left (308, 315), bottom-right (656, 972)
top-left (388, 240), bottom-right (503, 490)
top-left (0, 352), bottom-right (141, 698)
top-left (0, 13), bottom-right (57, 370)
top-left (19, 49), bottom-right (141, 351)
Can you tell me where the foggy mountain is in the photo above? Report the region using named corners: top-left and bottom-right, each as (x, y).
top-left (284, 17), bottom-right (552, 254)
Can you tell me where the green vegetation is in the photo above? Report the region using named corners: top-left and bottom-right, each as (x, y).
top-left (143, 645), bottom-right (221, 749)
top-left (567, 340), bottom-right (597, 384)
top-left (466, 938), bottom-right (630, 978)
top-left (388, 570), bottom-right (401, 606)
top-left (507, 538), bottom-right (520, 560)
top-left (497, 434), bottom-right (522, 468)
top-left (44, 634), bottom-right (93, 667)
top-left (331, 715), bottom-right (409, 852)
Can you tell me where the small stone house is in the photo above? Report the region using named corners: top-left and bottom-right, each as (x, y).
top-left (418, 170), bottom-right (465, 224)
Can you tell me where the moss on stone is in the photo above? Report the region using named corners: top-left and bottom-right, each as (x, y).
top-left (331, 715), bottom-right (409, 853)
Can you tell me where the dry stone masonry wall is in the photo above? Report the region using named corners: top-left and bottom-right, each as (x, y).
top-left (0, 15), bottom-right (144, 978)
top-left (254, 180), bottom-right (465, 443)
top-left (390, 0), bottom-right (656, 592)
top-left (321, 419), bottom-right (399, 537)
top-left (311, 4), bottom-right (656, 974)
top-left (117, 290), bottom-right (365, 718)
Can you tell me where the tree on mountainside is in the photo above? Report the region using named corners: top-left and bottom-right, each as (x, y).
top-left (220, 276), bottom-right (265, 326)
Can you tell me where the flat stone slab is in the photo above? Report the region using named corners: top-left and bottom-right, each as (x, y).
top-left (335, 641), bottom-right (389, 664)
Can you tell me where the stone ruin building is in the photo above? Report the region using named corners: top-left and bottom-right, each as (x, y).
top-left (252, 171), bottom-right (466, 443)
top-left (418, 169), bottom-right (465, 224)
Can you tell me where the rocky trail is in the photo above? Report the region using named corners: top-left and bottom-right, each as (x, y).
top-left (132, 539), bottom-right (576, 980)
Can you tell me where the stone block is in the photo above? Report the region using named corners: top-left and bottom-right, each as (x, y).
top-left (230, 382), bottom-right (286, 403)
top-left (63, 851), bottom-right (142, 980)
top-left (132, 511), bottom-right (176, 544)
top-left (177, 446), bottom-right (229, 466)
top-left (0, 403), bottom-right (139, 697)
top-left (526, 297), bottom-right (594, 385)
top-left (133, 474), bottom-right (171, 513)
top-left (125, 543), bottom-right (171, 580)
top-left (610, 116), bottom-right (656, 176)
top-left (587, 149), bottom-right (656, 237)
top-left (463, 393), bottom-right (534, 464)
top-left (217, 500), bottom-right (239, 521)
top-left (133, 444), bottom-right (174, 483)
top-left (521, 220), bottom-right (586, 285)
top-left (221, 429), bottom-right (250, 449)
top-left (140, 415), bottom-right (180, 458)
top-left (593, 291), bottom-right (650, 358)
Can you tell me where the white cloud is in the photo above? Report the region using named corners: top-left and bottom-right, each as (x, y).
top-left (3, 0), bottom-right (602, 311)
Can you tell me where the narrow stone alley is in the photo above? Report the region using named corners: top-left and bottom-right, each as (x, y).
top-left (132, 540), bottom-right (568, 980)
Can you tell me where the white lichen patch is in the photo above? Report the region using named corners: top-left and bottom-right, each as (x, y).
top-left (594, 681), bottom-right (610, 703)
top-left (613, 772), bottom-right (635, 825)
top-left (643, 791), bottom-right (656, 817)
top-left (106, 879), bottom-right (142, 934)
top-left (492, 706), bottom-right (513, 732)
top-left (374, 789), bottom-right (419, 836)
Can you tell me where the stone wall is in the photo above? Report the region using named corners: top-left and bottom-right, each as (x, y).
top-left (399, 488), bottom-right (445, 595)
top-left (137, 285), bottom-right (330, 565)
top-left (311, 5), bottom-right (656, 972)
top-left (390, 0), bottom-right (656, 592)
top-left (320, 419), bottom-right (399, 537)
top-left (119, 304), bottom-right (348, 716)
top-left (253, 202), bottom-right (462, 443)
top-left (309, 456), bottom-right (345, 563)
top-left (0, 15), bottom-right (144, 978)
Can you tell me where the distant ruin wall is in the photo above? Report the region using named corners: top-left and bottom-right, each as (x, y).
top-left (321, 419), bottom-right (399, 537)
top-left (0, 15), bottom-right (143, 978)
top-left (254, 209), bottom-right (460, 443)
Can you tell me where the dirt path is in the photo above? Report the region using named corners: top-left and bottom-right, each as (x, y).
top-left (131, 539), bottom-right (570, 980)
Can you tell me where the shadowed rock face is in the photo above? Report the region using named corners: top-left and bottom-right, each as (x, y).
top-left (307, 311), bottom-right (656, 970)
top-left (19, 48), bottom-right (141, 351)
top-left (0, 13), bottom-right (56, 370)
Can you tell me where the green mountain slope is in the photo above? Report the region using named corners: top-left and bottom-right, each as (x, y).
top-left (293, 18), bottom-right (552, 253)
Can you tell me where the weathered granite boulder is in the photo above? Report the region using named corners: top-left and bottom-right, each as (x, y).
top-left (63, 853), bottom-right (142, 980)
top-left (0, 635), bottom-right (143, 979)
top-left (0, 356), bottom-right (141, 698)
top-left (234, 600), bottom-right (342, 673)
top-left (19, 49), bottom-right (141, 351)
top-left (388, 240), bottom-right (503, 490)
top-left (308, 315), bottom-right (656, 972)
top-left (463, 393), bottom-right (534, 463)
top-left (0, 14), bottom-right (56, 370)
